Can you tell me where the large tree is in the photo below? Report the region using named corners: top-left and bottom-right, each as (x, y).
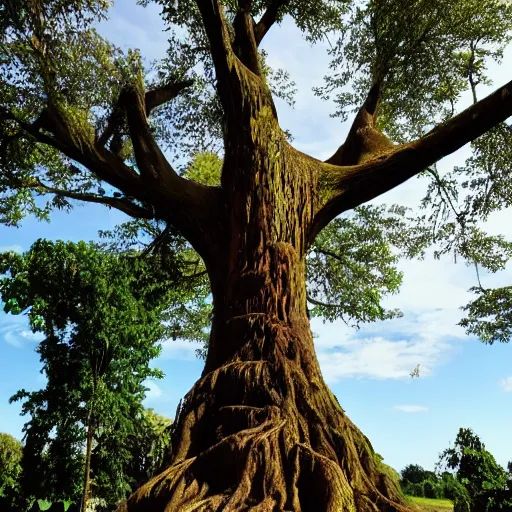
top-left (2, 0), bottom-right (512, 510)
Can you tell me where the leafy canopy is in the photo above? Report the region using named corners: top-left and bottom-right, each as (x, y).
top-left (1, 0), bottom-right (512, 339)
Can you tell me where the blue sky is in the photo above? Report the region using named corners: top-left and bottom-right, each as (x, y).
top-left (1, 1), bottom-right (511, 475)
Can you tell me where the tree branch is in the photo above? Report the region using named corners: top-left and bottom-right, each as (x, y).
top-left (317, 248), bottom-right (346, 263)
top-left (306, 294), bottom-right (342, 309)
top-left (195, 0), bottom-right (234, 80)
top-left (27, 179), bottom-right (154, 219)
top-left (4, 89), bottom-right (223, 265)
top-left (145, 79), bottom-right (194, 115)
top-left (194, 0), bottom-right (267, 124)
top-left (233, 1), bottom-right (260, 75)
top-left (254, 0), bottom-right (287, 46)
top-left (311, 79), bottom-right (512, 243)
top-left (122, 82), bottom-right (179, 184)
top-left (96, 79), bottom-right (193, 150)
top-left (120, 81), bottom-right (225, 261)
top-left (324, 81), bottom-right (391, 167)
top-left (3, 105), bottom-right (146, 196)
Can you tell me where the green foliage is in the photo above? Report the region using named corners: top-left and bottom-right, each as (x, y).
top-left (402, 464), bottom-right (431, 486)
top-left (183, 152), bottom-right (223, 187)
top-left (439, 428), bottom-right (512, 512)
top-left (441, 472), bottom-right (466, 502)
top-left (400, 464), bottom-right (470, 502)
top-left (123, 409), bottom-right (173, 489)
top-left (307, 205), bottom-right (404, 325)
top-left (97, 217), bottom-right (212, 354)
top-left (0, 240), bottom-right (175, 508)
top-left (317, 0), bottom-right (512, 137)
top-left (0, 0), bottom-right (146, 224)
top-left (1, 0), bottom-right (512, 342)
top-left (0, 433), bottom-right (22, 498)
top-left (459, 287), bottom-right (512, 344)
top-left (405, 482), bottom-right (425, 498)
top-left (423, 480), bottom-right (440, 499)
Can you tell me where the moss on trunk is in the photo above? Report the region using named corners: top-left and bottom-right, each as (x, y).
top-left (122, 68), bottom-right (411, 512)
top-left (122, 312), bottom-right (409, 511)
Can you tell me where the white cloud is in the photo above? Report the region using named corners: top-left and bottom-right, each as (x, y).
top-left (0, 314), bottom-right (44, 348)
top-left (144, 381), bottom-right (163, 400)
top-left (160, 338), bottom-right (203, 361)
top-left (393, 405), bottom-right (429, 413)
top-left (499, 376), bottom-right (512, 392)
top-left (19, 330), bottom-right (44, 341)
top-left (313, 255), bottom-right (476, 382)
top-left (0, 244), bottom-right (23, 253)
top-left (317, 332), bottom-right (450, 382)
top-left (3, 329), bottom-right (44, 348)
top-left (4, 331), bottom-right (24, 348)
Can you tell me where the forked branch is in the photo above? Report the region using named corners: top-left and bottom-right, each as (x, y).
top-left (255, 0), bottom-right (288, 45)
top-left (233, 1), bottom-right (260, 74)
top-left (97, 79), bottom-right (193, 150)
top-left (311, 79), bottom-right (512, 242)
top-left (194, 0), bottom-right (271, 126)
top-left (122, 82), bottom-right (177, 183)
top-left (324, 81), bottom-right (391, 167)
top-left (4, 96), bottom-right (223, 261)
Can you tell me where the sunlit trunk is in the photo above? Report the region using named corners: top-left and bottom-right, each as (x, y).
top-left (123, 94), bottom-right (410, 510)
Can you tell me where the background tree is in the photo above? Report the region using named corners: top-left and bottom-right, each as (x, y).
top-left (2, 0), bottom-right (512, 510)
top-left (439, 428), bottom-right (512, 512)
top-left (0, 240), bottom-right (178, 510)
top-left (401, 464), bottom-right (430, 486)
top-left (0, 432), bottom-right (22, 506)
top-left (122, 409), bottom-right (173, 492)
top-left (90, 409), bottom-right (172, 511)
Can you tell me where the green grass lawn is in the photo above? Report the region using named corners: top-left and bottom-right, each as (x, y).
top-left (406, 495), bottom-right (454, 511)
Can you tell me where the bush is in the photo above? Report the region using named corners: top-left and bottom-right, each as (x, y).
top-left (423, 479), bottom-right (439, 499)
top-left (404, 482), bottom-right (425, 497)
top-left (452, 484), bottom-right (471, 512)
top-left (440, 473), bottom-right (464, 501)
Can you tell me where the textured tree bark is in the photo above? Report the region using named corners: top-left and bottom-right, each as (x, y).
top-left (122, 77), bottom-right (410, 511)
top-left (7, 2), bottom-right (512, 510)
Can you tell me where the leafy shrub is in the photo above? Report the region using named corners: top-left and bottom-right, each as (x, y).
top-left (404, 482), bottom-right (425, 497)
top-left (439, 472), bottom-right (460, 500)
top-left (452, 484), bottom-right (471, 512)
top-left (423, 479), bottom-right (439, 499)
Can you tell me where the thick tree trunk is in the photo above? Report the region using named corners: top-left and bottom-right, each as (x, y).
top-left (122, 81), bottom-right (410, 511)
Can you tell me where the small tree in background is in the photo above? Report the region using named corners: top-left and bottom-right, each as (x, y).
top-left (401, 464), bottom-right (429, 486)
top-left (0, 240), bottom-right (180, 510)
top-left (121, 409), bottom-right (173, 491)
top-left (439, 428), bottom-right (512, 511)
top-left (0, 432), bottom-right (23, 505)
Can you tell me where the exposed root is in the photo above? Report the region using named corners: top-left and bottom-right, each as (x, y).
top-left (121, 315), bottom-right (411, 512)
